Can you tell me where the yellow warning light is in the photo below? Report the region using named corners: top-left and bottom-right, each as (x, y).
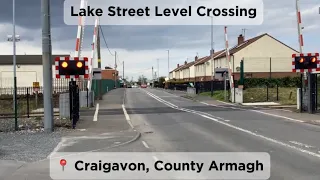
top-left (77, 61), bottom-right (83, 68)
top-left (311, 57), bottom-right (316, 63)
top-left (62, 61), bottom-right (68, 68)
top-left (299, 57), bottom-right (304, 63)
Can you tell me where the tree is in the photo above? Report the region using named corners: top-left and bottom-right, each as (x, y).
top-left (138, 75), bottom-right (147, 85)
top-left (158, 76), bottom-right (166, 88)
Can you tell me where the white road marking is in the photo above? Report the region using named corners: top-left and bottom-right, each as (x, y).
top-left (224, 120), bottom-right (230, 122)
top-left (144, 91), bottom-right (320, 159)
top-left (202, 101), bottom-right (304, 123)
top-left (249, 109), bottom-right (304, 123)
top-left (93, 103), bottom-right (99, 121)
top-left (122, 104), bottom-right (134, 129)
top-left (289, 141), bottom-right (315, 148)
top-left (218, 100), bottom-right (293, 112)
top-left (157, 96), bottom-right (178, 98)
top-left (200, 102), bottom-right (210, 105)
top-left (142, 141), bottom-right (150, 148)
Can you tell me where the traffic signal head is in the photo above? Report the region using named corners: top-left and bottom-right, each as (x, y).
top-left (295, 55), bottom-right (318, 69)
top-left (59, 60), bottom-right (86, 76)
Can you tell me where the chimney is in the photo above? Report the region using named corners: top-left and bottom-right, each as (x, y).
top-left (238, 34), bottom-right (244, 45)
top-left (210, 49), bottom-right (214, 56)
top-left (184, 61), bottom-right (187, 65)
top-left (195, 56), bottom-right (198, 61)
top-left (177, 64), bottom-right (179, 68)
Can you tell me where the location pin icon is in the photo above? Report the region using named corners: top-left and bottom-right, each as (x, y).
top-left (60, 159), bottom-right (67, 171)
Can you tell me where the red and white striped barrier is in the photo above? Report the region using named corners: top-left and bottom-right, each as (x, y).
top-left (74, 0), bottom-right (87, 57)
top-left (55, 56), bottom-right (89, 79)
top-left (292, 53), bottom-right (319, 72)
top-left (224, 26), bottom-right (234, 88)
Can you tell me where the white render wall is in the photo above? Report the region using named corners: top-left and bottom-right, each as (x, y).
top-left (0, 65), bottom-right (56, 88)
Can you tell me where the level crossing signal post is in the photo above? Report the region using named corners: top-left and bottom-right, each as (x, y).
top-left (292, 53), bottom-right (319, 113)
top-left (55, 56), bottom-right (89, 128)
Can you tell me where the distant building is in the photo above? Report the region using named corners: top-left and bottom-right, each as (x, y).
top-left (101, 68), bottom-right (119, 80)
top-left (0, 54), bottom-right (69, 88)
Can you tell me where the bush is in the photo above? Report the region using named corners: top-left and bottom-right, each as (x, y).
top-left (244, 76), bottom-right (301, 88)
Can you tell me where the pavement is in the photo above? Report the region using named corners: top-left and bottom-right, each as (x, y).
top-left (2, 87), bottom-right (320, 179)
top-left (1, 88), bottom-right (141, 180)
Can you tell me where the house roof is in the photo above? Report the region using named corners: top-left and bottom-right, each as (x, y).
top-left (179, 61), bottom-right (196, 70)
top-left (214, 33), bottom-right (298, 59)
top-left (194, 50), bottom-right (225, 66)
top-left (0, 54), bottom-right (70, 65)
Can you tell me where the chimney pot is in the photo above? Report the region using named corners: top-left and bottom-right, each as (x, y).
top-left (177, 64), bottom-right (179, 68)
top-left (185, 61), bottom-right (187, 65)
top-left (195, 56), bottom-right (198, 61)
top-left (210, 49), bottom-right (214, 55)
top-left (238, 34), bottom-right (244, 45)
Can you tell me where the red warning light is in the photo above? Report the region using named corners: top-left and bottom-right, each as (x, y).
top-left (311, 57), bottom-right (316, 63)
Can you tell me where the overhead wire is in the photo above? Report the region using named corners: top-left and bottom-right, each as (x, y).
top-left (99, 25), bottom-right (115, 56)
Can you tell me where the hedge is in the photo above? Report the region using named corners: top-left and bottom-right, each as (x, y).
top-left (167, 76), bottom-right (309, 88)
top-left (243, 76), bottom-right (301, 88)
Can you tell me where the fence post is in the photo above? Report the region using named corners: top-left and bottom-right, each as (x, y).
top-left (266, 83), bottom-right (269, 101)
top-left (86, 87), bottom-right (89, 108)
top-left (276, 84), bottom-right (279, 101)
top-left (27, 88), bottom-right (30, 118)
top-left (269, 57), bottom-right (272, 78)
top-left (233, 75), bottom-right (235, 103)
top-left (300, 74), bottom-right (303, 112)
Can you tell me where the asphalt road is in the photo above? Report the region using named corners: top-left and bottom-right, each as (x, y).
top-left (125, 88), bottom-right (320, 180)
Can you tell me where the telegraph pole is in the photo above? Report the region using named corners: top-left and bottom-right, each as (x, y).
top-left (42, 0), bottom-right (54, 132)
top-left (157, 59), bottom-right (159, 82)
top-left (122, 61), bottom-right (124, 82)
top-left (210, 16), bottom-right (214, 97)
top-left (242, 28), bottom-right (248, 38)
top-left (97, 25), bottom-right (102, 99)
top-left (167, 50), bottom-right (169, 79)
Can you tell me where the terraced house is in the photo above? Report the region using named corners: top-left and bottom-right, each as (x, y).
top-left (169, 33), bottom-right (299, 82)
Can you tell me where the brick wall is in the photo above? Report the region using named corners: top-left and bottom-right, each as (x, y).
top-left (101, 69), bottom-right (119, 80)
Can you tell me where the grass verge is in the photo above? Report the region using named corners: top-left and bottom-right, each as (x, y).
top-left (199, 87), bottom-right (297, 105)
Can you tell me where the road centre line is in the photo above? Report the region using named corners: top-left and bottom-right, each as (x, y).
top-left (144, 90), bottom-right (320, 159)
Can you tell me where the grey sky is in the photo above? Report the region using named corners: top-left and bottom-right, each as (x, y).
top-left (0, 0), bottom-right (319, 79)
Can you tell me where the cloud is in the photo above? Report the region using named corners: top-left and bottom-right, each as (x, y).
top-left (0, 0), bottom-right (319, 80)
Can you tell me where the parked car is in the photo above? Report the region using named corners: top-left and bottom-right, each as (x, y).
top-left (132, 85), bottom-right (138, 88)
top-left (127, 84), bottom-right (132, 88)
top-left (141, 84), bottom-right (147, 88)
